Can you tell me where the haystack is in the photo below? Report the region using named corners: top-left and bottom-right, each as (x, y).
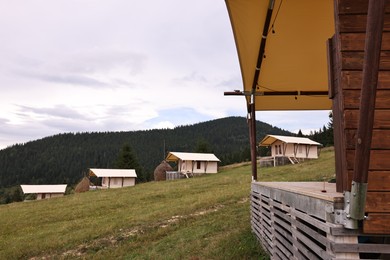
top-left (74, 176), bottom-right (91, 193)
top-left (153, 160), bottom-right (173, 181)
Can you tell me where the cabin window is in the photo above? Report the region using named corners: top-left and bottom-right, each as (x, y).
top-left (279, 145), bottom-right (282, 154)
top-left (197, 161), bottom-right (201, 169)
top-left (275, 145), bottom-right (278, 155)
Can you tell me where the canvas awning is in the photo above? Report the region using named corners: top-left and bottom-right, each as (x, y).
top-left (20, 184), bottom-right (67, 194)
top-left (259, 135), bottom-right (321, 146)
top-left (225, 0), bottom-right (335, 110)
top-left (89, 168), bottom-right (137, 178)
top-left (166, 152), bottom-right (220, 162)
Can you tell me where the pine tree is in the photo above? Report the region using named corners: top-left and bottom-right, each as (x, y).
top-left (11, 187), bottom-right (23, 202)
top-left (115, 144), bottom-right (148, 182)
top-left (194, 139), bottom-right (212, 153)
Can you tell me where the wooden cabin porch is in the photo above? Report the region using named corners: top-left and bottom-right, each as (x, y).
top-left (225, 0), bottom-right (390, 258)
top-left (251, 182), bottom-right (390, 259)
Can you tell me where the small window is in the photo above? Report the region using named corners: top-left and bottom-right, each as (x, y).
top-left (275, 145), bottom-right (278, 155)
top-left (197, 161), bottom-right (201, 169)
top-left (279, 145), bottom-right (282, 154)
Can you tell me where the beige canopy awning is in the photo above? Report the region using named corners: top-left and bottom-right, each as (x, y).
top-left (225, 0), bottom-right (335, 110)
top-left (259, 135), bottom-right (321, 146)
top-left (166, 152), bottom-right (220, 162)
top-left (89, 168), bottom-right (137, 178)
top-left (20, 184), bottom-right (67, 194)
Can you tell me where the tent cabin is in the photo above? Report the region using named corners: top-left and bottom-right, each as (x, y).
top-left (89, 168), bottom-right (137, 189)
top-left (259, 135), bottom-right (321, 161)
top-left (225, 0), bottom-right (390, 258)
top-left (165, 152), bottom-right (220, 176)
top-left (20, 184), bottom-right (67, 200)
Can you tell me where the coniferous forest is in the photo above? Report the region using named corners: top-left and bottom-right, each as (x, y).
top-left (0, 116), bottom-right (306, 203)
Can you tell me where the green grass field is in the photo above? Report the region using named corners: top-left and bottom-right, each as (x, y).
top-left (0, 148), bottom-right (335, 259)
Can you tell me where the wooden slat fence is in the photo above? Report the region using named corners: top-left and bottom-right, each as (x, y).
top-left (251, 182), bottom-right (390, 259)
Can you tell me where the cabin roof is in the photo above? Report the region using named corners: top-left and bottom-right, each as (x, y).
top-left (89, 168), bottom-right (137, 178)
top-left (166, 152), bottom-right (220, 162)
top-left (259, 135), bottom-right (321, 147)
top-left (225, 0), bottom-right (334, 110)
top-left (20, 184), bottom-right (67, 194)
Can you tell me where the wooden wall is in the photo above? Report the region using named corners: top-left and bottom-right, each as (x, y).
top-left (330, 0), bottom-right (390, 234)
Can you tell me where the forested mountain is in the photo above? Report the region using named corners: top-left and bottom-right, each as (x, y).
top-left (0, 116), bottom-right (292, 202)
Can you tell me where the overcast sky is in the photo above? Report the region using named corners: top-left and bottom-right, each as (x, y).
top-left (0, 0), bottom-right (330, 150)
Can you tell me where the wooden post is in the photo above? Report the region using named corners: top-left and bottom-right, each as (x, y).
top-left (350, 0), bottom-right (386, 220)
top-left (248, 0), bottom-right (275, 182)
top-left (248, 102), bottom-right (258, 181)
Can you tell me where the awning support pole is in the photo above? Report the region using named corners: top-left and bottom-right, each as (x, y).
top-left (248, 99), bottom-right (257, 181)
top-left (248, 0), bottom-right (275, 182)
top-left (225, 0), bottom-right (275, 182)
top-left (251, 0), bottom-right (275, 91)
top-left (348, 0), bottom-right (385, 222)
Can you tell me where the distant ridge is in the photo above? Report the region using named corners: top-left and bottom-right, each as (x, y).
top-left (0, 116), bottom-right (292, 190)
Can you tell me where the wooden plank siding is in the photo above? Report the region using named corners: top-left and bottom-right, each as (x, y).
top-left (346, 171), bottom-right (390, 192)
top-left (251, 182), bottom-right (390, 257)
top-left (341, 71), bottom-right (390, 89)
top-left (364, 213), bottom-right (390, 233)
top-left (337, 0), bottom-right (390, 15)
top-left (339, 14), bottom-right (390, 33)
top-left (331, 0), bottom-right (390, 234)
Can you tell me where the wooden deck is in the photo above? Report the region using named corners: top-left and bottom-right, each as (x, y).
top-left (257, 182), bottom-right (343, 203)
top-left (251, 181), bottom-right (390, 259)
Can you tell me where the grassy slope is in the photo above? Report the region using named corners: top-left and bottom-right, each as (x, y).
top-left (0, 148), bottom-right (335, 259)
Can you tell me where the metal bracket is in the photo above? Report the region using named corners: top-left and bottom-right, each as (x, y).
top-left (334, 192), bottom-right (359, 229)
top-left (349, 181), bottom-right (368, 220)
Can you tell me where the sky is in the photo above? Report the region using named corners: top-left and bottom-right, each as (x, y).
top-left (0, 0), bottom-right (331, 150)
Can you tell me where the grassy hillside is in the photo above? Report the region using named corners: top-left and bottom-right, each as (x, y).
top-left (0, 148), bottom-right (335, 259)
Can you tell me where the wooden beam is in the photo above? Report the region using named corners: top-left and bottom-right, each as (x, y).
top-left (350, 0), bottom-right (386, 220)
top-left (353, 0), bottom-right (386, 184)
top-left (293, 144), bottom-right (298, 157)
top-left (328, 35), bottom-right (348, 192)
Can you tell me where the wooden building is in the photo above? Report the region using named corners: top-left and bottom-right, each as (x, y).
top-left (165, 152), bottom-right (220, 176)
top-left (89, 168), bottom-right (137, 189)
top-left (328, 0), bottom-right (390, 235)
top-left (225, 0), bottom-right (390, 258)
top-left (20, 184), bottom-right (67, 200)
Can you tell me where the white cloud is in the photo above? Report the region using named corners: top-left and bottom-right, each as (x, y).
top-left (0, 0), bottom-right (330, 150)
top-left (257, 111), bottom-right (331, 133)
top-left (152, 121), bottom-right (175, 130)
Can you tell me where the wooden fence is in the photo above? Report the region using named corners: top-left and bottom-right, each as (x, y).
top-left (251, 182), bottom-right (390, 259)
